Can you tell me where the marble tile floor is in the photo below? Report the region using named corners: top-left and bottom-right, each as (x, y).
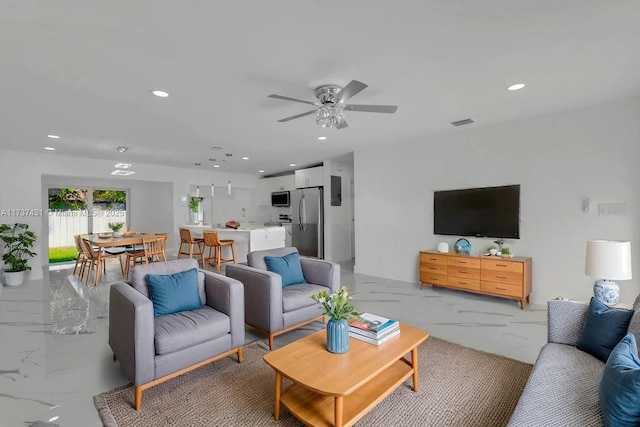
top-left (0, 258), bottom-right (547, 426)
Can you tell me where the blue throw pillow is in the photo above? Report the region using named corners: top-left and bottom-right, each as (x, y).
top-left (264, 252), bottom-right (306, 287)
top-left (600, 334), bottom-right (640, 427)
top-left (146, 268), bottom-right (203, 317)
top-left (576, 297), bottom-right (634, 362)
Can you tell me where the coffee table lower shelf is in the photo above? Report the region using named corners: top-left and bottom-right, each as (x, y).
top-left (280, 359), bottom-right (413, 427)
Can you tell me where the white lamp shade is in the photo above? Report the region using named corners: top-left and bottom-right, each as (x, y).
top-left (585, 240), bottom-right (632, 280)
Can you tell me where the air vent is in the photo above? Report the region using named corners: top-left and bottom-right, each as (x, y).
top-left (451, 118), bottom-right (475, 127)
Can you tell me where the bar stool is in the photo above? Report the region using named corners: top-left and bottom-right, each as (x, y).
top-left (202, 231), bottom-right (236, 272)
top-left (177, 228), bottom-right (204, 260)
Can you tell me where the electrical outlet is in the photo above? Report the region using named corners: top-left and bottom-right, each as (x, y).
top-left (598, 203), bottom-right (628, 215)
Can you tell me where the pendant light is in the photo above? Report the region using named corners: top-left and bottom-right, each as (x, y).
top-left (195, 162), bottom-right (201, 197)
top-left (227, 179), bottom-right (232, 195)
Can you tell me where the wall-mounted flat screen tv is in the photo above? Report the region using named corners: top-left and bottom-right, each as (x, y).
top-left (434, 184), bottom-right (520, 239)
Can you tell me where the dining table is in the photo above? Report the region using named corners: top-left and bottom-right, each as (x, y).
top-left (80, 232), bottom-right (168, 285)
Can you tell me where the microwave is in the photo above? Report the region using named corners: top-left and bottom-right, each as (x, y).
top-left (271, 191), bottom-right (290, 207)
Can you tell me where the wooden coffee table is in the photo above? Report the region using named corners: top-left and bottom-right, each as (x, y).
top-left (263, 323), bottom-right (429, 427)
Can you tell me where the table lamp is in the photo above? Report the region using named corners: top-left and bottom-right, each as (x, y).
top-left (585, 240), bottom-right (632, 306)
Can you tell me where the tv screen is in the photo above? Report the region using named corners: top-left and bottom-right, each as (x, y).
top-left (434, 185), bottom-right (520, 239)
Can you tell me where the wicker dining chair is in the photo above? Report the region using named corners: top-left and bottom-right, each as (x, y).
top-left (78, 238), bottom-right (125, 286)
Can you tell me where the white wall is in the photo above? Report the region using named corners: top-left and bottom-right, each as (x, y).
top-left (354, 96), bottom-right (640, 306)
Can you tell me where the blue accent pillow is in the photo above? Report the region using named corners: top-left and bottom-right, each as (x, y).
top-left (146, 268), bottom-right (203, 317)
top-left (264, 252), bottom-right (306, 287)
top-left (600, 334), bottom-right (640, 427)
top-left (576, 297), bottom-right (634, 362)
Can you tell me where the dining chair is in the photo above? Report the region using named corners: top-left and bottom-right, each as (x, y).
top-left (202, 231), bottom-right (237, 272)
top-left (72, 235), bottom-right (86, 276)
top-left (79, 238), bottom-right (125, 286)
top-left (177, 228), bottom-right (204, 260)
top-left (124, 236), bottom-right (167, 278)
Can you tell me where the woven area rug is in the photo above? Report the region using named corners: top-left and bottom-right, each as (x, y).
top-left (94, 336), bottom-right (532, 426)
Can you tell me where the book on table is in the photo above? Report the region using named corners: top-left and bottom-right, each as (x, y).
top-left (348, 313), bottom-right (400, 340)
top-left (349, 328), bottom-right (401, 345)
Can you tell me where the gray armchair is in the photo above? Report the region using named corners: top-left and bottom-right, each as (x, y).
top-left (109, 258), bottom-right (244, 410)
top-left (225, 247), bottom-right (340, 349)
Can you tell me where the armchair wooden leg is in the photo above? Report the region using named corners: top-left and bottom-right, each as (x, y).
top-left (135, 386), bottom-right (142, 411)
top-left (237, 346), bottom-right (244, 363)
top-left (269, 334), bottom-right (274, 350)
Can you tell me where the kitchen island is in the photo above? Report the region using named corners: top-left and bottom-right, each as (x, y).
top-left (181, 224), bottom-right (285, 263)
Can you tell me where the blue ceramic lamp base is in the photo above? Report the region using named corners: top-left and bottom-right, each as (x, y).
top-left (593, 279), bottom-right (620, 306)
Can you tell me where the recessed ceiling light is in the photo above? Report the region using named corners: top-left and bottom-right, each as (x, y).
top-left (151, 90), bottom-right (169, 97)
top-left (242, 157), bottom-right (249, 160)
top-left (213, 165), bottom-right (220, 168)
top-left (44, 146), bottom-right (55, 151)
top-left (259, 170), bottom-right (265, 173)
top-left (47, 134), bottom-right (60, 139)
top-left (111, 170), bottom-right (135, 176)
top-left (114, 163), bottom-right (132, 169)
top-left (117, 146), bottom-right (128, 153)
top-left (507, 83), bottom-right (526, 91)
top-left (317, 136), bottom-right (327, 141)
top-left (289, 163), bottom-right (296, 167)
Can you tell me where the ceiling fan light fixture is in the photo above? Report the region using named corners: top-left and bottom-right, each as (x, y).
top-left (316, 103), bottom-right (345, 128)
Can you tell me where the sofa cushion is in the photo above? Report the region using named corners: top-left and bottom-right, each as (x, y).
top-left (576, 297), bottom-right (633, 362)
top-left (247, 247), bottom-right (299, 271)
top-left (146, 268), bottom-right (203, 317)
top-left (264, 252), bottom-right (306, 287)
top-left (600, 334), bottom-right (640, 427)
top-left (282, 283), bottom-right (328, 313)
top-left (154, 306), bottom-right (230, 355)
top-left (131, 258), bottom-right (206, 304)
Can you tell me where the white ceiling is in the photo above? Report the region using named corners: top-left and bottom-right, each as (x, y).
top-left (1, 1), bottom-right (640, 176)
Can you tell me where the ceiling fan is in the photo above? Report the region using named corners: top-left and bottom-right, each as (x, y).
top-left (268, 80), bottom-right (398, 129)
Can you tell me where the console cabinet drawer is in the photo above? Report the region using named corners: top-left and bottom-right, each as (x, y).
top-left (420, 273), bottom-right (448, 286)
top-left (448, 257), bottom-right (481, 269)
top-left (448, 276), bottom-right (480, 291)
top-left (480, 269), bottom-right (523, 286)
top-left (481, 281), bottom-right (522, 298)
top-left (420, 253), bottom-right (448, 265)
top-left (481, 259), bottom-right (522, 273)
top-left (420, 263), bottom-right (447, 275)
top-left (447, 265), bottom-right (481, 280)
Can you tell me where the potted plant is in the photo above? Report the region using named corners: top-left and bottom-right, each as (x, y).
top-left (189, 196), bottom-right (204, 224)
top-left (488, 245), bottom-right (498, 256)
top-left (311, 287), bottom-right (359, 353)
top-left (501, 246), bottom-right (512, 258)
top-left (108, 222), bottom-right (125, 237)
top-left (0, 223), bottom-right (37, 287)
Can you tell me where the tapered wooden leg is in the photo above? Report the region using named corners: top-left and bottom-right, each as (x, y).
top-left (274, 371), bottom-right (282, 420)
top-left (237, 346), bottom-right (244, 363)
top-left (411, 347), bottom-right (419, 391)
top-left (334, 396), bottom-right (344, 427)
top-left (134, 386), bottom-right (142, 411)
top-left (269, 334), bottom-right (274, 350)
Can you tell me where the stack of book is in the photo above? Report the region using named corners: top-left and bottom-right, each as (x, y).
top-left (348, 313), bottom-right (400, 345)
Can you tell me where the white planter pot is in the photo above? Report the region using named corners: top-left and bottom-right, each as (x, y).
top-left (4, 270), bottom-right (25, 287)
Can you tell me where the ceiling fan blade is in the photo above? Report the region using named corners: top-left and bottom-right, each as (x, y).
top-left (334, 80), bottom-right (368, 103)
top-left (337, 120), bottom-right (349, 129)
top-left (268, 94), bottom-right (316, 106)
top-left (277, 110), bottom-right (316, 122)
top-left (344, 104), bottom-right (398, 114)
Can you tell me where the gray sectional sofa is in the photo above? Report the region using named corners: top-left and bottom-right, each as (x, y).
top-left (508, 298), bottom-right (640, 426)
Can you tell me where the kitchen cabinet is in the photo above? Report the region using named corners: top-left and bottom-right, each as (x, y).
top-left (295, 166), bottom-right (324, 188)
top-left (419, 251), bottom-right (532, 309)
top-left (256, 175), bottom-right (295, 206)
top-left (249, 227), bottom-right (286, 251)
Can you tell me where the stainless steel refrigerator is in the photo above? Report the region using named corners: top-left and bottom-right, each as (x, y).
top-left (290, 187), bottom-right (324, 258)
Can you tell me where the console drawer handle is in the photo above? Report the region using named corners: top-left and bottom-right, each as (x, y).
top-left (458, 270), bottom-right (467, 274)
top-left (496, 276), bottom-right (507, 279)
top-left (496, 287), bottom-right (507, 291)
top-left (496, 264), bottom-right (507, 267)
